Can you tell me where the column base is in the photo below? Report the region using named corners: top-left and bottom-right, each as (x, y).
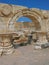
top-left (0, 45), bottom-right (14, 55)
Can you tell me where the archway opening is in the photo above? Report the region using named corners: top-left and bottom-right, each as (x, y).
top-left (17, 16), bottom-right (32, 22)
top-left (8, 9), bottom-right (41, 32)
top-left (15, 16), bottom-right (41, 31)
top-left (16, 16), bottom-right (34, 30)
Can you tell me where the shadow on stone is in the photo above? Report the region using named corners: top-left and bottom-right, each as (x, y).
top-left (12, 42), bottom-right (28, 49)
top-left (41, 43), bottom-right (49, 49)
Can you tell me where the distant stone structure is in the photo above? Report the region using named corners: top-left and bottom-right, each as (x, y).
top-left (0, 3), bottom-right (49, 55)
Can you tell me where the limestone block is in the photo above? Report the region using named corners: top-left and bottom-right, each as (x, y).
top-left (36, 34), bottom-right (48, 45)
top-left (34, 45), bottom-right (42, 50)
top-left (42, 10), bottom-right (48, 19)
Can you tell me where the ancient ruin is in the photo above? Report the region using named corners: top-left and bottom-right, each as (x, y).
top-left (0, 3), bottom-right (49, 55)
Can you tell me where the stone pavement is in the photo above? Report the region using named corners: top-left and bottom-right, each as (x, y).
top-left (0, 45), bottom-right (49, 65)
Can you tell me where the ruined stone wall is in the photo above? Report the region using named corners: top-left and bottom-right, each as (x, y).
top-left (0, 3), bottom-right (49, 54)
top-left (0, 3), bottom-right (49, 33)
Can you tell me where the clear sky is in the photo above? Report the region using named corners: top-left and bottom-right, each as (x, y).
top-left (17, 17), bottom-right (32, 22)
top-left (0, 0), bottom-right (49, 10)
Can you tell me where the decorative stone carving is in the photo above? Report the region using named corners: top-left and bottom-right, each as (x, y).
top-left (1, 4), bottom-right (12, 16)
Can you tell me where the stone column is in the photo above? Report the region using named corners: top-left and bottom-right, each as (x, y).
top-left (36, 32), bottom-right (48, 45)
top-left (0, 34), bottom-right (14, 55)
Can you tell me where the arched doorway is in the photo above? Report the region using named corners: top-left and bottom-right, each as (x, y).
top-left (8, 8), bottom-right (42, 44)
top-left (8, 8), bottom-right (41, 32)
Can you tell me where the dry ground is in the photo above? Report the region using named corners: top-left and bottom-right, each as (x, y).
top-left (0, 45), bottom-right (49, 65)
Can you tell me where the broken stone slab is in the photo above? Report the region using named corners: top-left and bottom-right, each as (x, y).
top-left (41, 43), bottom-right (49, 48)
top-left (34, 44), bottom-right (42, 50)
top-left (34, 42), bottom-right (49, 50)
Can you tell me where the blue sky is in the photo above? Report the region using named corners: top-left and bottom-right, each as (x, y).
top-left (17, 17), bottom-right (32, 22)
top-left (0, 0), bottom-right (49, 10)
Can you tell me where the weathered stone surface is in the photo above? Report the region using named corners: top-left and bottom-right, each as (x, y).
top-left (0, 3), bottom-right (49, 32)
top-left (0, 3), bottom-right (49, 54)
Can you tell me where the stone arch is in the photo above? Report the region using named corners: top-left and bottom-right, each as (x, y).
top-left (8, 8), bottom-right (42, 31)
top-left (30, 8), bottom-right (42, 17)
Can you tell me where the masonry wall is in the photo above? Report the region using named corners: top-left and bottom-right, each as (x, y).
top-left (0, 4), bottom-right (49, 33)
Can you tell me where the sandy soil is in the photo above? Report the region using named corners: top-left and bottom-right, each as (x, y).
top-left (0, 45), bottom-right (49, 65)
